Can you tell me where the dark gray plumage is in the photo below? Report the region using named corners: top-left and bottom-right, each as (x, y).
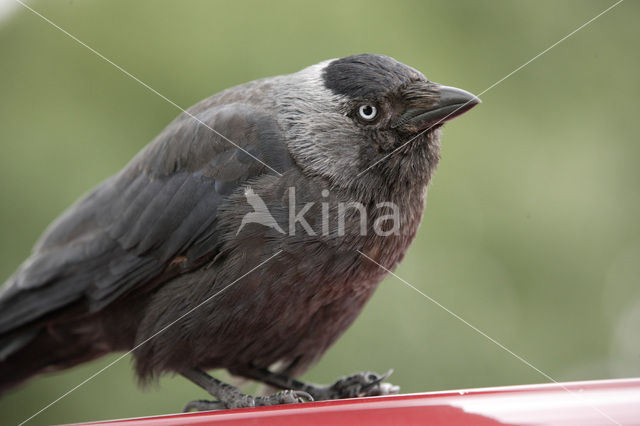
top-left (0, 54), bottom-right (479, 408)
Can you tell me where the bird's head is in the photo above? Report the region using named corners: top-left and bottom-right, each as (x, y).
top-left (277, 54), bottom-right (479, 197)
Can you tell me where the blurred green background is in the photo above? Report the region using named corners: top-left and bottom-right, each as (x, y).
top-left (1, 0), bottom-right (638, 424)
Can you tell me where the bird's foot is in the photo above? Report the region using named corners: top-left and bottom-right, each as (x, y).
top-left (182, 368), bottom-right (313, 411)
top-left (184, 389), bottom-right (313, 411)
top-left (232, 365), bottom-right (400, 402)
top-left (309, 369), bottom-right (399, 400)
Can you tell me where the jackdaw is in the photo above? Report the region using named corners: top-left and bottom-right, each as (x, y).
top-left (0, 54), bottom-right (479, 410)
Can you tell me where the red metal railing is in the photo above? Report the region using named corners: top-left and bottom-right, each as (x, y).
top-left (85, 378), bottom-right (640, 425)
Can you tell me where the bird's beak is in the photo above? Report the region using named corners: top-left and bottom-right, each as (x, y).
top-left (396, 85), bottom-right (481, 134)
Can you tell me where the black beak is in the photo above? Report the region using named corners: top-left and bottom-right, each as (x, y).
top-left (397, 85), bottom-right (480, 134)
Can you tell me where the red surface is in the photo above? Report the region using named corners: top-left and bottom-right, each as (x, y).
top-left (85, 378), bottom-right (640, 426)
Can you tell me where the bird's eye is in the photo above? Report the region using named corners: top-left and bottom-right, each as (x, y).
top-left (358, 104), bottom-right (378, 121)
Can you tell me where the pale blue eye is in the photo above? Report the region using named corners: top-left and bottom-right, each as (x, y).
top-left (358, 104), bottom-right (378, 120)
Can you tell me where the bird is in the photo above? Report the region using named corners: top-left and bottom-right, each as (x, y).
top-left (0, 54), bottom-right (479, 410)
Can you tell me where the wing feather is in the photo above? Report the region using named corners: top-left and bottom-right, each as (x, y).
top-left (0, 102), bottom-right (292, 335)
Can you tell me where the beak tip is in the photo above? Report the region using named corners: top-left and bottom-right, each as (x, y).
top-left (439, 85), bottom-right (481, 107)
top-left (398, 84), bottom-right (480, 133)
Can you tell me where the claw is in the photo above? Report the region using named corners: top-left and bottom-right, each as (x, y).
top-left (293, 390), bottom-right (315, 403)
top-left (360, 368), bottom-right (400, 395)
top-left (360, 369), bottom-right (394, 393)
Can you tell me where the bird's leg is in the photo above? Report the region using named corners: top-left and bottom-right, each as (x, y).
top-left (232, 366), bottom-right (400, 401)
top-left (182, 368), bottom-right (313, 411)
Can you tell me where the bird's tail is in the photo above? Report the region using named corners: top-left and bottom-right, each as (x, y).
top-left (0, 328), bottom-right (45, 395)
top-left (0, 325), bottom-right (108, 396)
top-left (0, 360), bottom-right (36, 396)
